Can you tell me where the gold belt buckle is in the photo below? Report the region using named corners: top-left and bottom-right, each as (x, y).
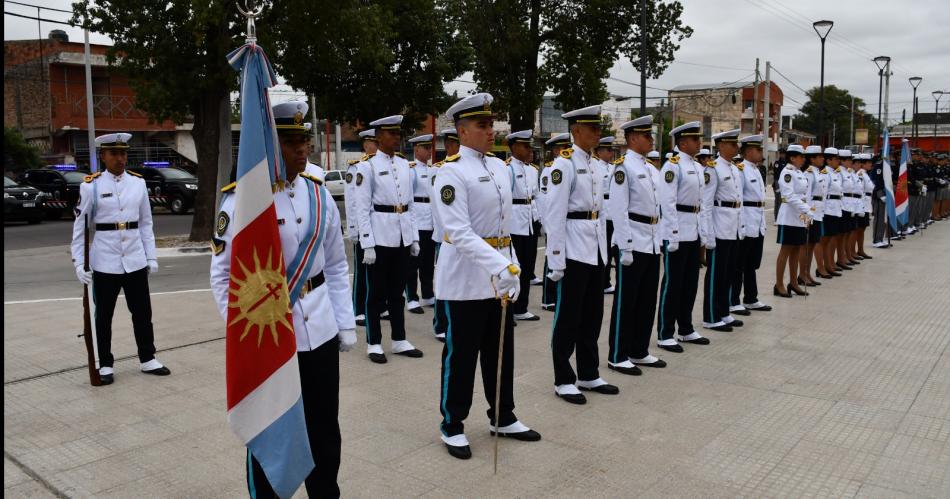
top-left (300, 282), bottom-right (309, 298)
top-left (116, 222), bottom-right (127, 230)
top-left (590, 211), bottom-right (598, 220)
top-left (396, 205), bottom-right (406, 214)
top-left (693, 206), bottom-right (700, 213)
top-left (651, 216), bottom-right (658, 224)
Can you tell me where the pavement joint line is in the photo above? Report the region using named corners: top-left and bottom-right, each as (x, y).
top-left (3, 451), bottom-right (71, 499)
top-left (3, 335), bottom-right (225, 386)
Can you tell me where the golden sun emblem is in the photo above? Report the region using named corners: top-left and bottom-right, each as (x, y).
top-left (228, 247), bottom-right (292, 347)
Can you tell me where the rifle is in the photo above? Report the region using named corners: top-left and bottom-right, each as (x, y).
top-left (82, 213), bottom-right (102, 386)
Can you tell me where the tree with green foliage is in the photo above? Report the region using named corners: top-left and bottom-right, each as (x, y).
top-left (448, 0), bottom-right (692, 130)
top-left (71, 0), bottom-right (241, 241)
top-left (263, 0), bottom-right (471, 129)
top-left (4, 127), bottom-right (45, 174)
top-left (792, 85), bottom-right (880, 147)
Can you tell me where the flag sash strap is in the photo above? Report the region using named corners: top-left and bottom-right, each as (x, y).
top-left (285, 180), bottom-right (328, 305)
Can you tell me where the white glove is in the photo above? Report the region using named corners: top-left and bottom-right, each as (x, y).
top-left (75, 265), bottom-right (93, 285)
top-left (338, 329), bottom-right (357, 352)
top-left (547, 269), bottom-right (565, 282)
top-left (620, 251), bottom-right (634, 266)
top-left (147, 259), bottom-right (159, 274)
top-left (409, 242), bottom-right (420, 257)
top-left (666, 240), bottom-right (679, 253)
top-left (495, 267), bottom-right (521, 300)
top-left (706, 242), bottom-right (716, 250)
top-left (362, 247), bottom-right (377, 265)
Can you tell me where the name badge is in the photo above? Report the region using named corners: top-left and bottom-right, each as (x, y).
top-left (750, 179), bottom-right (757, 183)
top-left (379, 171), bottom-right (389, 176)
top-left (724, 176), bottom-right (732, 181)
top-left (421, 174), bottom-right (428, 178)
top-left (478, 176), bottom-right (490, 182)
top-left (637, 174), bottom-right (646, 179)
top-left (687, 171), bottom-right (696, 175)
top-left (577, 169), bottom-right (588, 174)
top-left (100, 192), bottom-right (113, 198)
top-left (516, 174), bottom-right (524, 178)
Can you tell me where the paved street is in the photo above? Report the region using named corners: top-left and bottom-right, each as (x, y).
top-left (4, 219), bottom-right (950, 498)
top-left (3, 212), bottom-right (196, 252)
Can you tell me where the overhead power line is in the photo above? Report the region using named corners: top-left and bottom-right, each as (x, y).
top-left (4, 10), bottom-right (72, 25)
top-left (4, 0), bottom-right (72, 13)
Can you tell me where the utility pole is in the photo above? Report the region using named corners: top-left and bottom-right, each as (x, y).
top-left (883, 61), bottom-right (891, 151)
top-left (640, 0), bottom-right (648, 114)
top-left (850, 95), bottom-right (855, 147)
top-left (752, 58), bottom-right (760, 133)
top-left (762, 61), bottom-right (771, 163)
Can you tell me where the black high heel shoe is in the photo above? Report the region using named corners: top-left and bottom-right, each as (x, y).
top-left (788, 282), bottom-right (809, 296)
top-left (798, 277), bottom-right (820, 287)
top-left (773, 284), bottom-right (792, 298)
top-left (816, 271), bottom-right (834, 279)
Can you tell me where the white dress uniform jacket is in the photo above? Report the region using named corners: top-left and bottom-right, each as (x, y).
top-left (700, 155), bottom-right (745, 247)
top-left (429, 162), bottom-right (446, 244)
top-left (859, 169), bottom-right (874, 213)
top-left (408, 161), bottom-right (434, 231)
top-left (739, 160), bottom-right (768, 237)
top-left (845, 168), bottom-right (863, 214)
top-left (352, 151), bottom-right (419, 249)
top-left (823, 167), bottom-right (844, 217)
top-left (776, 166), bottom-right (810, 227)
top-left (803, 165), bottom-right (827, 222)
top-left (659, 152), bottom-right (704, 244)
top-left (343, 161), bottom-right (361, 241)
top-left (608, 151), bottom-right (667, 254)
top-left (840, 168), bottom-right (856, 213)
top-left (432, 146), bottom-right (518, 301)
top-left (507, 157), bottom-right (539, 236)
top-left (209, 175), bottom-right (355, 351)
top-left (71, 171), bottom-right (156, 274)
top-left (544, 146), bottom-right (608, 270)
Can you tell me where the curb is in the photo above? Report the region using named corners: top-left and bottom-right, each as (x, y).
top-left (155, 245), bottom-right (211, 258)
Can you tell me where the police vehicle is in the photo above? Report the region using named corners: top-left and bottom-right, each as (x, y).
top-left (16, 165), bottom-right (87, 219)
top-left (127, 162), bottom-right (199, 214)
top-left (4, 176), bottom-right (46, 224)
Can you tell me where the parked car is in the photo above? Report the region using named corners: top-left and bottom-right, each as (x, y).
top-left (127, 163), bottom-right (198, 214)
top-left (16, 166), bottom-right (87, 219)
top-left (323, 169), bottom-right (346, 200)
top-left (4, 176), bottom-right (46, 224)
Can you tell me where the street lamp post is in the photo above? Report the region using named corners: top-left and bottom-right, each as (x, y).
top-left (934, 91), bottom-right (945, 152)
top-left (813, 20), bottom-right (834, 147)
top-left (873, 56), bottom-right (891, 151)
top-left (909, 77), bottom-right (922, 147)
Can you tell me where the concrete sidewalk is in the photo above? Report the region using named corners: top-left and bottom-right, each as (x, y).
top-left (4, 222), bottom-right (949, 498)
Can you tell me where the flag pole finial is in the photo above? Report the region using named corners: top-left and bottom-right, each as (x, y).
top-left (237, 0), bottom-right (264, 44)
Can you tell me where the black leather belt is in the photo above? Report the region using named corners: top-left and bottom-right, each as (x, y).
top-left (628, 212), bottom-right (659, 224)
top-left (373, 204), bottom-right (408, 213)
top-left (413, 196), bottom-right (429, 203)
top-left (300, 272), bottom-right (325, 298)
top-left (714, 201), bottom-right (740, 208)
top-left (512, 198), bottom-right (531, 205)
top-left (96, 221), bottom-right (139, 231)
top-left (828, 194), bottom-right (842, 200)
top-left (743, 201), bottom-right (764, 207)
top-left (567, 211), bottom-right (599, 220)
top-left (811, 196), bottom-right (823, 201)
top-left (844, 193), bottom-right (861, 198)
top-left (676, 204), bottom-right (699, 213)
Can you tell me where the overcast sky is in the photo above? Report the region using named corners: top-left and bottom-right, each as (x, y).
top-left (5, 0), bottom-right (949, 125)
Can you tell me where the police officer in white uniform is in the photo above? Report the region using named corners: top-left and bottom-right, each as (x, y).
top-left (595, 136), bottom-right (618, 293)
top-left (352, 115), bottom-right (423, 363)
top-left (701, 129), bottom-right (745, 332)
top-left (346, 129), bottom-right (379, 326)
top-left (405, 134), bottom-right (436, 314)
top-left (71, 132), bottom-right (169, 385)
top-left (774, 144), bottom-right (812, 297)
top-left (433, 93), bottom-right (540, 460)
top-left (210, 107), bottom-right (356, 496)
top-left (545, 105), bottom-right (619, 404)
top-left (730, 135), bottom-right (773, 314)
top-left (656, 122), bottom-right (710, 353)
top-left (607, 115), bottom-right (671, 373)
top-left (538, 132), bottom-right (572, 310)
top-left (505, 129), bottom-right (542, 322)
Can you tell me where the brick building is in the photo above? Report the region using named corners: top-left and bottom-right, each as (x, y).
top-left (668, 81), bottom-right (785, 147)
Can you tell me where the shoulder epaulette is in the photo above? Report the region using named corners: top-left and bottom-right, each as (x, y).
top-left (361, 153), bottom-right (376, 161)
top-left (409, 161), bottom-right (416, 167)
top-left (127, 170), bottom-right (143, 178)
top-left (83, 172), bottom-right (102, 183)
top-left (545, 160), bottom-right (554, 167)
top-left (485, 152), bottom-right (496, 157)
top-left (434, 160), bottom-right (445, 167)
top-left (394, 151), bottom-right (406, 159)
top-left (559, 148), bottom-right (573, 159)
top-left (669, 155), bottom-right (680, 164)
top-left (300, 173), bottom-right (323, 185)
top-left (836, 166), bottom-right (843, 172)
top-left (221, 181), bottom-right (236, 193)
top-left (706, 160), bottom-right (716, 167)
top-left (612, 157), bottom-right (624, 165)
top-left (347, 159), bottom-right (359, 166)
top-left (736, 163), bottom-right (745, 171)
top-left (531, 163), bottom-right (539, 170)
top-left (821, 167), bottom-right (828, 174)
top-left (445, 154), bottom-right (461, 163)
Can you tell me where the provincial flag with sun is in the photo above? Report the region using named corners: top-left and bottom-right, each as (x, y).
top-left (224, 41), bottom-right (314, 497)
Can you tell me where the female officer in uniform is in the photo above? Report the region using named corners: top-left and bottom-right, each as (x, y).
top-left (774, 145), bottom-right (811, 297)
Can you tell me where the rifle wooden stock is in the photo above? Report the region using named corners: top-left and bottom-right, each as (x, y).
top-left (83, 214), bottom-right (102, 386)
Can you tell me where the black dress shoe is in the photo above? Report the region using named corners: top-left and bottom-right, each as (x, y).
top-left (858, 253), bottom-right (872, 259)
top-left (679, 336), bottom-right (711, 344)
top-left (830, 271), bottom-right (843, 276)
top-left (607, 363), bottom-right (642, 375)
top-left (633, 358), bottom-right (667, 368)
top-left (746, 304), bottom-right (773, 312)
top-left (368, 353), bottom-right (388, 364)
top-left (491, 428), bottom-right (543, 441)
top-left (788, 283), bottom-right (809, 296)
top-left (355, 318), bottom-right (366, 326)
top-left (732, 308), bottom-right (752, 316)
top-left (727, 320), bottom-right (744, 328)
top-left (659, 343), bottom-right (684, 353)
top-left (817, 272), bottom-right (834, 279)
top-left (836, 264), bottom-right (853, 270)
top-left (579, 383), bottom-right (620, 395)
top-left (541, 304), bottom-right (556, 312)
top-left (798, 277), bottom-right (819, 287)
top-left (445, 444), bottom-right (472, 460)
top-left (380, 313), bottom-right (391, 321)
top-left (436, 336), bottom-right (445, 343)
top-left (557, 392), bottom-right (587, 404)
top-left (98, 374), bottom-right (114, 385)
top-left (848, 260), bottom-right (861, 265)
top-left (773, 285), bottom-right (792, 298)
top-left (408, 307), bottom-right (424, 315)
top-left (708, 324), bottom-right (734, 332)
top-left (143, 366), bottom-right (171, 376)
top-left (394, 349), bottom-right (424, 358)
top-left (855, 255), bottom-right (865, 260)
